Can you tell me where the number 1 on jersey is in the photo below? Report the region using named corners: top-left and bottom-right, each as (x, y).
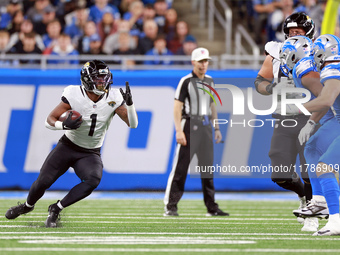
top-left (88, 114), bottom-right (97, 136)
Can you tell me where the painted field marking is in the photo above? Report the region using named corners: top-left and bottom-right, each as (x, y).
top-left (0, 248), bottom-right (340, 253)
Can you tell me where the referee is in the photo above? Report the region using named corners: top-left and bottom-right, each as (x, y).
top-left (163, 47), bottom-right (229, 217)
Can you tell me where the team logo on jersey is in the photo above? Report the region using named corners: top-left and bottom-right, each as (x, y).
top-left (196, 81), bottom-right (222, 106)
top-left (108, 101), bottom-right (116, 107)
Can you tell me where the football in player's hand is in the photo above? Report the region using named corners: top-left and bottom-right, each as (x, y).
top-left (59, 110), bottom-right (82, 122)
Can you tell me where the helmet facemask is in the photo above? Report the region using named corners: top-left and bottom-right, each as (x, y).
top-left (279, 36), bottom-right (313, 76)
top-left (81, 60), bottom-right (113, 95)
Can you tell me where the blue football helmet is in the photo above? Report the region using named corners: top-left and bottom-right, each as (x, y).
top-left (313, 34), bottom-right (340, 71)
top-left (279, 36), bottom-right (313, 76)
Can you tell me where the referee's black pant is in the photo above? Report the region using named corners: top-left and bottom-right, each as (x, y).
top-left (164, 118), bottom-right (219, 212)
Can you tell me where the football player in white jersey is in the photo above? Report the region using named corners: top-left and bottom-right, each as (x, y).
top-left (5, 60), bottom-right (138, 227)
top-left (279, 36), bottom-right (335, 232)
top-left (254, 12), bottom-right (316, 226)
top-left (300, 34), bottom-right (340, 236)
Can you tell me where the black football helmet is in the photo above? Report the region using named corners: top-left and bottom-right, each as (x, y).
top-left (80, 60), bottom-right (113, 95)
top-left (283, 12), bottom-right (315, 40)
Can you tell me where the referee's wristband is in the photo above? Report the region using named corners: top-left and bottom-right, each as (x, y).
top-left (214, 128), bottom-right (220, 131)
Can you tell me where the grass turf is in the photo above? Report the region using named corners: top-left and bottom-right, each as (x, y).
top-left (0, 198), bottom-right (340, 255)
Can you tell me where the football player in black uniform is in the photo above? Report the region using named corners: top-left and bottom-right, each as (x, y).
top-left (5, 60), bottom-right (138, 227)
top-left (254, 12), bottom-right (316, 228)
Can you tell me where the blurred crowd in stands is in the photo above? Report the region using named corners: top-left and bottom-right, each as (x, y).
top-left (0, 0), bottom-right (198, 66)
top-left (235, 0), bottom-right (329, 47)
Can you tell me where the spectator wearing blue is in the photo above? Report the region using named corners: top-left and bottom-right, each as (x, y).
top-left (77, 20), bottom-right (97, 54)
top-left (0, 0), bottom-right (23, 30)
top-left (123, 0), bottom-right (144, 37)
top-left (64, 6), bottom-right (89, 44)
top-left (174, 34), bottom-right (197, 65)
top-left (42, 19), bottom-right (62, 54)
top-left (26, 0), bottom-right (51, 24)
top-left (141, 0), bottom-right (173, 7)
top-left (49, 33), bottom-right (79, 65)
top-left (252, 0), bottom-right (282, 45)
top-left (144, 34), bottom-right (173, 65)
top-left (89, 0), bottom-right (120, 24)
top-left (294, 0), bottom-right (315, 15)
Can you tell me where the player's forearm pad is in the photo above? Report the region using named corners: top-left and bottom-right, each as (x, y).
top-left (127, 104), bottom-right (138, 128)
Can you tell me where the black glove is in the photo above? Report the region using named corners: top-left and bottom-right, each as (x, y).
top-left (265, 82), bottom-right (277, 94)
top-left (63, 112), bottom-right (83, 130)
top-left (120, 81), bottom-right (133, 106)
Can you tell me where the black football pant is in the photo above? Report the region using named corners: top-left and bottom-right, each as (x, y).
top-left (27, 135), bottom-right (103, 208)
top-left (164, 118), bottom-right (219, 212)
top-left (269, 115), bottom-right (312, 201)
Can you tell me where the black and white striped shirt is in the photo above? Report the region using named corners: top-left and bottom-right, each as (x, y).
top-left (175, 71), bottom-right (215, 118)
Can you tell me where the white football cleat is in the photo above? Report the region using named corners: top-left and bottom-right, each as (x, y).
top-left (293, 199), bottom-right (329, 219)
top-left (297, 217), bottom-right (305, 224)
top-left (301, 217), bottom-right (318, 232)
top-left (294, 196), bottom-right (306, 223)
top-left (313, 220), bottom-right (340, 236)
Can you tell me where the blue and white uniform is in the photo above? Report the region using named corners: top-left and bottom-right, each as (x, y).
top-left (318, 63), bottom-right (340, 166)
top-left (294, 58), bottom-right (340, 175)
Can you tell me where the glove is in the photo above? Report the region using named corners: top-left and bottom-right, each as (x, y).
top-left (120, 81), bottom-right (133, 106)
top-left (265, 82), bottom-right (277, 94)
top-left (63, 111), bottom-right (83, 130)
top-left (273, 79), bottom-right (295, 95)
top-left (298, 120), bottom-right (317, 145)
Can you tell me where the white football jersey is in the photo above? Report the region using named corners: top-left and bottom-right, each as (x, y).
top-left (265, 41), bottom-right (282, 79)
top-left (62, 85), bottom-right (124, 149)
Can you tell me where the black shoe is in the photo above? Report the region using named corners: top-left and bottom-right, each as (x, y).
top-left (163, 210), bottom-right (179, 216)
top-left (45, 202), bottom-right (61, 228)
top-left (206, 208), bottom-right (229, 216)
top-left (5, 202), bottom-right (34, 219)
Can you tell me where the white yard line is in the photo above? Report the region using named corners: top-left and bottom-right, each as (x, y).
top-left (0, 248), bottom-right (339, 253)
top-left (0, 231), bottom-right (313, 235)
top-left (0, 235), bottom-right (339, 241)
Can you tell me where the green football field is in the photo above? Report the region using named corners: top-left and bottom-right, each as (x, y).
top-left (0, 197), bottom-right (340, 255)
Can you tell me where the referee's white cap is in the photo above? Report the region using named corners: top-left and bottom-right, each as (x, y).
top-left (191, 47), bottom-right (211, 61)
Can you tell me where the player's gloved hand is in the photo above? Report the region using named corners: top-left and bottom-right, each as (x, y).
top-left (298, 120), bottom-right (317, 145)
top-left (63, 112), bottom-right (83, 130)
top-left (120, 81), bottom-right (133, 106)
top-left (273, 79), bottom-right (295, 95)
top-left (265, 82), bottom-right (277, 94)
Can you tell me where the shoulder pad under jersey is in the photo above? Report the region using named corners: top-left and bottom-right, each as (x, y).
top-left (294, 57), bottom-right (315, 79)
top-left (264, 41), bottom-right (282, 60)
top-left (320, 63), bottom-right (340, 84)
